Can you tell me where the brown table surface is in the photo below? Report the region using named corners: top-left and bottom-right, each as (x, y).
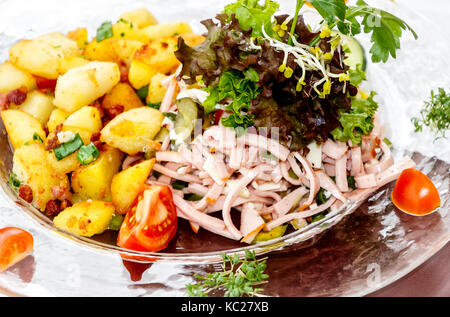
top-left (368, 243), bottom-right (450, 297)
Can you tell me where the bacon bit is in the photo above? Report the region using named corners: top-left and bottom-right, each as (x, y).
top-left (45, 200), bottom-right (61, 216)
top-left (45, 124), bottom-right (63, 151)
top-left (18, 184), bottom-right (33, 203)
top-left (214, 109), bottom-right (224, 125)
top-left (90, 132), bottom-right (101, 142)
top-left (371, 137), bottom-right (381, 158)
top-left (6, 86), bottom-right (28, 106)
top-left (105, 105), bottom-right (125, 119)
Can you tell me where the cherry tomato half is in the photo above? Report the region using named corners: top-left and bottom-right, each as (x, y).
top-left (117, 185), bottom-right (177, 252)
top-left (392, 168), bottom-right (441, 216)
top-left (0, 227), bottom-right (34, 273)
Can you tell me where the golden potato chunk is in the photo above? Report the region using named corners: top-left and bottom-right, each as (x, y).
top-left (67, 27), bottom-right (88, 50)
top-left (47, 108), bottom-right (70, 133)
top-left (1, 109), bottom-right (46, 150)
top-left (53, 201), bottom-right (115, 237)
top-left (111, 159), bottom-right (155, 214)
top-left (62, 106), bottom-right (102, 144)
top-left (54, 61), bottom-right (120, 113)
top-left (12, 143), bottom-right (70, 211)
top-left (71, 145), bottom-right (123, 201)
top-left (102, 83), bottom-right (144, 113)
top-left (100, 107), bottom-right (164, 155)
top-left (141, 22), bottom-right (192, 41)
top-left (18, 90), bottom-right (55, 127)
top-left (119, 8), bottom-right (158, 29)
top-left (9, 32), bottom-right (79, 79)
top-left (0, 61), bottom-right (36, 93)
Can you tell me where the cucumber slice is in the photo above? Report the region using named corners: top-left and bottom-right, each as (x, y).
top-left (174, 98), bottom-right (198, 142)
top-left (253, 225), bottom-right (287, 243)
top-left (341, 34), bottom-right (366, 71)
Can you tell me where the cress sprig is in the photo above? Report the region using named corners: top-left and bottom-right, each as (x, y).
top-left (185, 250), bottom-right (269, 297)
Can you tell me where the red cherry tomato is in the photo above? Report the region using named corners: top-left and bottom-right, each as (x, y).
top-left (392, 168), bottom-right (441, 216)
top-left (0, 227), bottom-right (34, 272)
top-left (117, 185), bottom-right (177, 252)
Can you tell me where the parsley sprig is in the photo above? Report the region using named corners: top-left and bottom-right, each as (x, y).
top-left (186, 250), bottom-right (269, 297)
top-left (412, 88), bottom-right (450, 140)
top-left (308, 0), bottom-right (418, 63)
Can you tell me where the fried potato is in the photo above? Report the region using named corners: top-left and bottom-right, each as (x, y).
top-left (1, 109), bottom-right (46, 150)
top-left (53, 201), bottom-right (115, 237)
top-left (47, 108), bottom-right (70, 133)
top-left (102, 83), bottom-right (144, 113)
top-left (62, 106), bottom-right (102, 144)
top-left (17, 90), bottom-right (55, 127)
top-left (9, 32), bottom-right (79, 79)
top-left (71, 145), bottom-right (123, 201)
top-left (141, 22), bottom-right (192, 41)
top-left (100, 107), bottom-right (164, 155)
top-left (111, 159), bottom-right (155, 214)
top-left (0, 61), bottom-right (36, 93)
top-left (12, 143), bottom-right (70, 211)
top-left (54, 61), bottom-right (120, 113)
top-left (67, 27), bottom-right (88, 50)
top-left (120, 8), bottom-right (158, 29)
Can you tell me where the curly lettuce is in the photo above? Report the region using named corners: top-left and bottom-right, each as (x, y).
top-left (331, 91), bottom-right (379, 145)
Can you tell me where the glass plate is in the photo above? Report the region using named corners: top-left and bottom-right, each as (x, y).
top-left (0, 0), bottom-right (449, 296)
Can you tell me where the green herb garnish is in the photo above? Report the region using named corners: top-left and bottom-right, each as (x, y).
top-left (108, 214), bottom-right (124, 230)
top-left (8, 172), bottom-right (21, 191)
top-left (76, 143), bottom-right (100, 165)
top-left (412, 88), bottom-right (450, 140)
top-left (315, 188), bottom-right (330, 205)
top-left (96, 21), bottom-right (113, 42)
top-left (54, 133), bottom-right (83, 161)
top-left (308, 0), bottom-right (418, 63)
top-left (137, 85), bottom-right (149, 101)
top-left (147, 102), bottom-right (161, 110)
top-left (32, 132), bottom-right (44, 143)
top-left (186, 250), bottom-right (269, 297)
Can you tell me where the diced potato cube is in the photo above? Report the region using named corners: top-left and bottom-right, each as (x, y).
top-left (112, 20), bottom-right (149, 42)
top-left (141, 22), bottom-right (192, 41)
top-left (53, 201), bottom-right (115, 237)
top-left (54, 61), bottom-right (120, 113)
top-left (128, 59), bottom-right (155, 89)
top-left (110, 39), bottom-right (145, 67)
top-left (100, 107), bottom-right (164, 155)
top-left (119, 8), bottom-right (158, 29)
top-left (47, 108), bottom-right (70, 133)
top-left (0, 61), bottom-right (37, 93)
top-left (147, 73), bottom-right (169, 105)
top-left (83, 38), bottom-right (118, 62)
top-left (111, 159), bottom-right (155, 214)
top-left (67, 27), bottom-right (89, 50)
top-left (58, 56), bottom-right (90, 74)
top-left (71, 145), bottom-right (123, 201)
top-left (1, 109), bottom-right (46, 150)
top-left (62, 106), bottom-right (102, 143)
top-left (135, 37), bottom-right (180, 76)
top-left (9, 32), bottom-right (79, 79)
top-left (12, 143), bottom-right (70, 211)
top-left (102, 83), bottom-right (144, 113)
top-left (18, 90), bottom-right (55, 126)
top-left (46, 151), bottom-right (80, 175)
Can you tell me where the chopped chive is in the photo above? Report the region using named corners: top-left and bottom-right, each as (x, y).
top-left (32, 133), bottom-right (43, 143)
top-left (137, 85), bottom-right (149, 101)
top-left (76, 143), bottom-right (100, 165)
top-left (8, 172), bottom-right (21, 191)
top-left (54, 133), bottom-right (83, 161)
top-left (108, 214), bottom-right (124, 230)
top-left (147, 102), bottom-right (161, 110)
top-left (171, 180), bottom-right (188, 190)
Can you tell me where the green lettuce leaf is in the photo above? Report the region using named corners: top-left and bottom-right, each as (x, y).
top-left (331, 91), bottom-right (379, 145)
